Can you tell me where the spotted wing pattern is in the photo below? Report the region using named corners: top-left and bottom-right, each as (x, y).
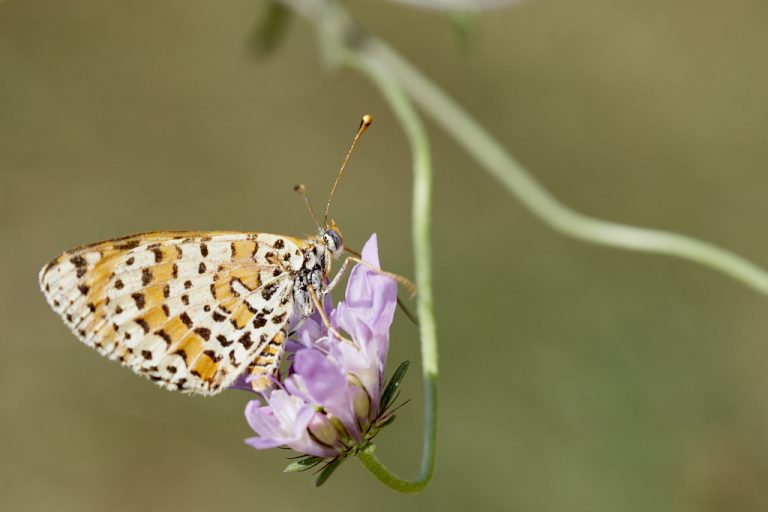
top-left (39, 231), bottom-right (308, 395)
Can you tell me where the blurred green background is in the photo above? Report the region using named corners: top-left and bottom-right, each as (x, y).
top-left (2, 1), bottom-right (768, 510)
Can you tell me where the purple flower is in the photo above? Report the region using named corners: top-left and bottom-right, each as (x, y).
top-left (243, 234), bottom-right (405, 469)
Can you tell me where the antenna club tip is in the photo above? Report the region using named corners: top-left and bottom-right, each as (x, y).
top-left (294, 184), bottom-right (306, 194)
top-left (361, 114), bottom-right (373, 127)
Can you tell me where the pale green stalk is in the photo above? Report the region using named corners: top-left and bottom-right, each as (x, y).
top-left (351, 52), bottom-right (437, 492)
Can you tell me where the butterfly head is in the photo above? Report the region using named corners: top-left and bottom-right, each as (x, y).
top-left (321, 220), bottom-right (344, 259)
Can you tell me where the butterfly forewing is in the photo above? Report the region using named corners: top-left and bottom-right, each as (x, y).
top-left (40, 231), bottom-right (308, 395)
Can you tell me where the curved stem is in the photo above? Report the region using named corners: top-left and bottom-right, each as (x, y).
top-left (349, 44), bottom-right (438, 492)
top-left (282, 0), bottom-right (438, 492)
top-left (363, 39), bottom-right (768, 295)
top-left (357, 435), bottom-right (435, 493)
top-left (286, 0), bottom-right (768, 296)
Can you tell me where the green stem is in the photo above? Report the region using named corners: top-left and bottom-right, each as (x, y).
top-left (287, 0), bottom-right (768, 296)
top-left (282, 0), bottom-right (439, 492)
top-left (363, 39), bottom-right (768, 295)
top-left (349, 51), bottom-right (438, 491)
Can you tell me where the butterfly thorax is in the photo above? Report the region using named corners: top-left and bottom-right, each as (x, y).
top-left (292, 227), bottom-right (344, 320)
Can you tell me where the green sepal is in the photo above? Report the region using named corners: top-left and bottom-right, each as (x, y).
top-left (283, 456), bottom-right (323, 473)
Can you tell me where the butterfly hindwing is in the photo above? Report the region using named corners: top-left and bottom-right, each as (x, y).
top-left (40, 231), bottom-right (307, 395)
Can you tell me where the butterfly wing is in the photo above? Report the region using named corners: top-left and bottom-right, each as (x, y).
top-left (39, 231), bottom-right (308, 395)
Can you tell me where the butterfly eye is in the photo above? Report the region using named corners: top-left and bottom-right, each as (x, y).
top-left (323, 229), bottom-right (343, 257)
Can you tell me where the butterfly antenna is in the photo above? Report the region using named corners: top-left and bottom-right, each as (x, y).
top-left (294, 184), bottom-right (322, 231)
top-left (324, 114), bottom-right (373, 227)
top-left (396, 296), bottom-right (419, 327)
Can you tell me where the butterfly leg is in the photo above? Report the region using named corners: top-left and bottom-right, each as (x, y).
top-left (326, 257), bottom-right (353, 292)
top-left (307, 285), bottom-right (355, 345)
top-left (247, 329), bottom-right (287, 391)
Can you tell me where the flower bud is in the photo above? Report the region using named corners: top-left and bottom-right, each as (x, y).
top-left (307, 411), bottom-right (341, 448)
top-left (349, 376), bottom-right (372, 426)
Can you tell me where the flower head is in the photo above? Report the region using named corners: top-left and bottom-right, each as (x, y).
top-left (243, 234), bottom-right (407, 476)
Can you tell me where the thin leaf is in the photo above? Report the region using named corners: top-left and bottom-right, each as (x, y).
top-left (284, 456), bottom-right (324, 473)
top-left (381, 390), bottom-right (401, 414)
top-left (380, 360), bottom-right (409, 411)
top-left (315, 458), bottom-right (344, 487)
top-left (381, 398), bottom-right (411, 419)
top-left (377, 414), bottom-right (397, 429)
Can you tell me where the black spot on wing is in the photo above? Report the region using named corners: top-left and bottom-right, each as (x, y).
top-left (216, 334), bottom-right (233, 347)
top-left (194, 327), bottom-right (211, 341)
top-left (175, 349), bottom-right (187, 364)
top-left (203, 349), bottom-right (221, 362)
top-left (238, 332), bottom-right (254, 350)
top-left (136, 318), bottom-right (150, 334)
top-left (70, 255), bottom-right (87, 268)
top-left (179, 312), bottom-right (193, 328)
top-left (142, 268), bottom-right (153, 286)
top-left (261, 283), bottom-right (277, 301)
top-left (114, 240), bottom-right (140, 250)
top-left (132, 292), bottom-right (145, 309)
top-left (156, 329), bottom-right (172, 345)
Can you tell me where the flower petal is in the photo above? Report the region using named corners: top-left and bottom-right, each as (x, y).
top-left (244, 391), bottom-right (334, 457)
top-left (285, 349), bottom-right (359, 438)
top-left (334, 234), bottom-right (397, 349)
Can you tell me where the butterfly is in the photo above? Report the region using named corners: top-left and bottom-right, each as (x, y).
top-left (39, 115), bottom-right (390, 396)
